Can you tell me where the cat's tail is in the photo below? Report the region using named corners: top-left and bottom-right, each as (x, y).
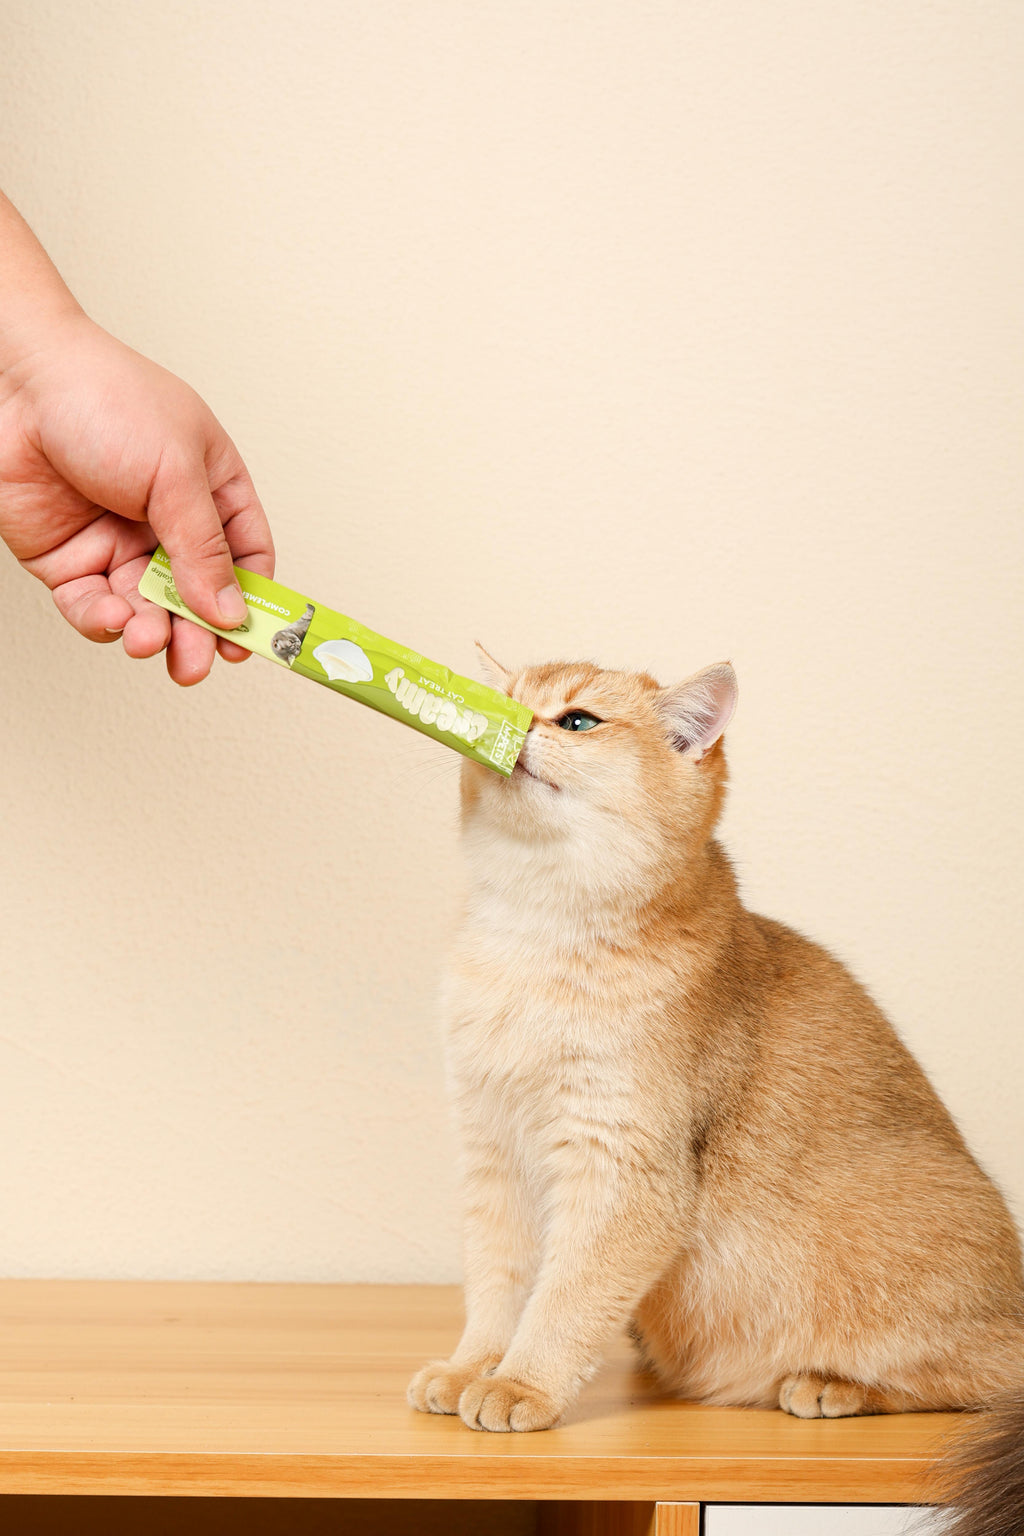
top-left (937, 1388), bottom-right (1024, 1536)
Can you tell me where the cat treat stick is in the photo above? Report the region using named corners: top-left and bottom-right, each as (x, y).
top-left (138, 548), bottom-right (531, 775)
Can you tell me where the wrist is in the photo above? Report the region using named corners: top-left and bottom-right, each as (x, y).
top-left (0, 192), bottom-right (89, 375)
top-left (0, 293), bottom-right (91, 379)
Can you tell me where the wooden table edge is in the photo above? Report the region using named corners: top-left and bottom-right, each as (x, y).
top-left (0, 1450), bottom-right (947, 1502)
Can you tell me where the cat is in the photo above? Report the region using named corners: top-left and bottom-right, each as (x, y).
top-left (407, 656), bottom-right (1024, 1529)
top-left (271, 602), bottom-right (314, 664)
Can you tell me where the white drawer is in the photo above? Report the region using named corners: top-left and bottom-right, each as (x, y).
top-left (703, 1505), bottom-right (950, 1535)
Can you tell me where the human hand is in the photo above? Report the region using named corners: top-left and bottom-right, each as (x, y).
top-left (0, 310), bottom-right (274, 685)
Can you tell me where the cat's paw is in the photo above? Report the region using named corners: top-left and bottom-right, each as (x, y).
top-left (458, 1373), bottom-right (562, 1432)
top-left (407, 1358), bottom-right (499, 1415)
top-left (779, 1374), bottom-right (868, 1418)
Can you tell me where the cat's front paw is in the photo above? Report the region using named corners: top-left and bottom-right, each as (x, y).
top-left (407, 1358), bottom-right (500, 1415)
top-left (779, 1373), bottom-right (869, 1418)
top-left (458, 1372), bottom-right (562, 1432)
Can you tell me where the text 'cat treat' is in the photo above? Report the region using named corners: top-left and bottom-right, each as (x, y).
top-left (138, 548), bottom-right (531, 775)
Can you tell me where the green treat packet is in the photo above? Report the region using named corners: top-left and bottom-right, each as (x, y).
top-left (138, 548), bottom-right (531, 775)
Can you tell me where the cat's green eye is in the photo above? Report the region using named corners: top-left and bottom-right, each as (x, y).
top-left (555, 710), bottom-right (602, 732)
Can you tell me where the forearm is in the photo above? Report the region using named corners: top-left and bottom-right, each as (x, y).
top-left (0, 191), bottom-right (85, 372)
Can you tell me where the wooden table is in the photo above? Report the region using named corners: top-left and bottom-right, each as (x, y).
top-left (0, 1281), bottom-right (962, 1535)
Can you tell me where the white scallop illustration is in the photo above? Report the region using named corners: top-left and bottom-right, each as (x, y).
top-left (312, 639), bottom-right (374, 684)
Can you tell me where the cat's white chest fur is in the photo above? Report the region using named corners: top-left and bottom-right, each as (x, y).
top-left (443, 890), bottom-right (670, 1183)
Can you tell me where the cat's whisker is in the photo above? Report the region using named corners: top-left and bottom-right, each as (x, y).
top-left (386, 746), bottom-right (461, 795)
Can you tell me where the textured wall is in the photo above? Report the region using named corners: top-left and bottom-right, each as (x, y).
top-left (1, 1), bottom-right (1021, 1281)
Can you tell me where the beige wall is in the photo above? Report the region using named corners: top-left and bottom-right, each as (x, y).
top-left (1, 1), bottom-right (1021, 1282)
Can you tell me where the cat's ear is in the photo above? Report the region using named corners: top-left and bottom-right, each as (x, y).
top-left (656, 662), bottom-right (737, 760)
top-left (475, 642), bottom-right (513, 692)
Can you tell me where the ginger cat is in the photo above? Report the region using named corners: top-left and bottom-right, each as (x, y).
top-left (408, 658), bottom-right (1024, 1458)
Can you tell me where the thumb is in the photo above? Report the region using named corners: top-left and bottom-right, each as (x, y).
top-left (146, 456), bottom-right (249, 630)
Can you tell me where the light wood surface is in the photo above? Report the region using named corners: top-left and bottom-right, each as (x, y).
top-left (655, 1508), bottom-right (701, 1536)
top-left (0, 1282), bottom-right (961, 1501)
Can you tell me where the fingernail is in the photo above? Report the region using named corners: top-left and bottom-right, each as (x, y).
top-left (104, 626), bottom-right (125, 635)
top-left (217, 585), bottom-right (248, 627)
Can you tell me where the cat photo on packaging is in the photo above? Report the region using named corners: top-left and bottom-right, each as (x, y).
top-left (407, 654), bottom-right (1024, 1522)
